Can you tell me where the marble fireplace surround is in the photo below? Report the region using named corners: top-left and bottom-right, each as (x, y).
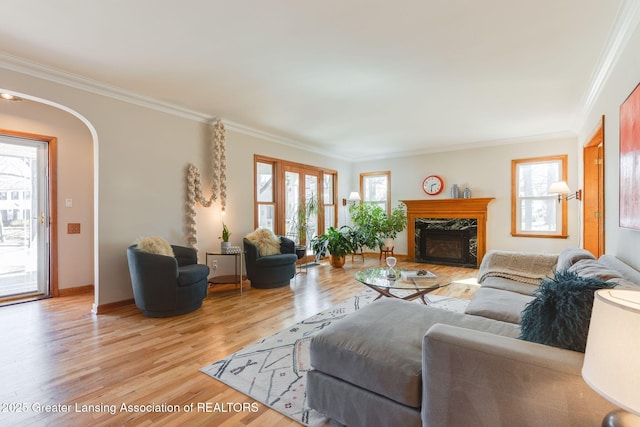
top-left (402, 198), bottom-right (494, 267)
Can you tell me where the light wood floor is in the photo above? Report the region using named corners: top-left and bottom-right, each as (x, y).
top-left (0, 255), bottom-right (479, 426)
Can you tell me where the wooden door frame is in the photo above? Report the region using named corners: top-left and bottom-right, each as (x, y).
top-left (0, 128), bottom-right (58, 297)
top-left (582, 116), bottom-right (605, 256)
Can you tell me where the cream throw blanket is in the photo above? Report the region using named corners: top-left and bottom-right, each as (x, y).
top-left (478, 250), bottom-right (558, 285)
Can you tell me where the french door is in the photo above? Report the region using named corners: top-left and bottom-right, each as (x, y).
top-left (0, 135), bottom-right (51, 301)
top-left (284, 165), bottom-right (320, 247)
top-left (253, 155), bottom-right (338, 251)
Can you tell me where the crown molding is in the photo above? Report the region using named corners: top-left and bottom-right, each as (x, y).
top-left (355, 131), bottom-right (577, 162)
top-left (0, 52), bottom-right (215, 123)
top-left (223, 119), bottom-right (349, 161)
top-left (0, 52), bottom-right (344, 158)
top-left (574, 0), bottom-right (640, 132)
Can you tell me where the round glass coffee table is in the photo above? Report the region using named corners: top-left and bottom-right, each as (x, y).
top-left (355, 267), bottom-right (451, 305)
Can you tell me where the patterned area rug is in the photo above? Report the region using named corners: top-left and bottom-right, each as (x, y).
top-left (200, 288), bottom-right (469, 425)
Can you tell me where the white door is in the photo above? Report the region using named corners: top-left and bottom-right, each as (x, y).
top-left (0, 136), bottom-right (50, 300)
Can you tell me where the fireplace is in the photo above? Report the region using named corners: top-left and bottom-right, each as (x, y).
top-left (416, 219), bottom-right (477, 267)
top-left (401, 198), bottom-right (494, 267)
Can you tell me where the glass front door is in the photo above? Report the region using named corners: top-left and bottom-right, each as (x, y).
top-left (0, 136), bottom-right (50, 300)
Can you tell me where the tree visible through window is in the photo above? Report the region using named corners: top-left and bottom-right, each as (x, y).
top-left (360, 171), bottom-right (390, 214)
top-left (511, 155), bottom-right (568, 238)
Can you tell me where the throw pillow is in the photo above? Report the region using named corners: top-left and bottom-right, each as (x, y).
top-left (136, 236), bottom-right (175, 257)
top-left (245, 228), bottom-right (281, 256)
top-left (519, 269), bottom-right (616, 352)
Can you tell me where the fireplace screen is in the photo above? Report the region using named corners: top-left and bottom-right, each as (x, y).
top-left (415, 218), bottom-right (477, 267)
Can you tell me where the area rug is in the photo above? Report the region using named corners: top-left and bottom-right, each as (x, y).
top-left (200, 289), bottom-right (469, 425)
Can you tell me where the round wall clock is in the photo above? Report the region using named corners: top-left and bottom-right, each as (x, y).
top-left (422, 175), bottom-right (444, 196)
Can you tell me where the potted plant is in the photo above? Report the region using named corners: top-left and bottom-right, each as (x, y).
top-left (288, 194), bottom-right (318, 245)
top-left (311, 226), bottom-right (353, 268)
top-left (219, 222), bottom-right (231, 252)
top-left (379, 203), bottom-right (407, 249)
top-left (342, 225), bottom-right (367, 260)
top-left (348, 202), bottom-right (384, 250)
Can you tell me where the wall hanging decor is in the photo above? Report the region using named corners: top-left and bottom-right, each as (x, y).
top-left (186, 119), bottom-right (227, 249)
top-left (620, 83), bottom-right (640, 230)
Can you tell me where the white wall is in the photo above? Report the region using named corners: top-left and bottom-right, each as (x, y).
top-left (578, 20), bottom-right (640, 269)
top-left (0, 66), bottom-right (352, 308)
top-left (353, 136), bottom-right (581, 256)
top-left (0, 97), bottom-right (94, 290)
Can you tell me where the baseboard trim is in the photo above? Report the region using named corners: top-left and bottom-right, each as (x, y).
top-left (58, 284), bottom-right (94, 296)
top-left (92, 298), bottom-right (135, 315)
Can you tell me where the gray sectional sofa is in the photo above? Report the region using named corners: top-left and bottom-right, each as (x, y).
top-left (307, 247), bottom-right (640, 427)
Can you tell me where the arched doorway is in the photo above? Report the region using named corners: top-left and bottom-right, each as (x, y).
top-left (0, 88), bottom-right (99, 308)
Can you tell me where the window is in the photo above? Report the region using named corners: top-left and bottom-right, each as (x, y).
top-left (360, 171), bottom-right (390, 214)
top-left (254, 155), bottom-right (337, 240)
top-left (511, 155), bottom-right (568, 238)
top-left (323, 173), bottom-right (336, 234)
top-left (256, 161), bottom-right (275, 231)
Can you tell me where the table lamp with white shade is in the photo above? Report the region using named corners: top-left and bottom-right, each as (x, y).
top-left (582, 289), bottom-right (640, 427)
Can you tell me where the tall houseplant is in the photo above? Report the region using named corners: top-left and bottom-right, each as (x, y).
top-left (288, 194), bottom-right (318, 245)
top-left (349, 202), bottom-right (384, 250)
top-left (349, 202), bottom-right (407, 250)
top-left (380, 203), bottom-right (407, 249)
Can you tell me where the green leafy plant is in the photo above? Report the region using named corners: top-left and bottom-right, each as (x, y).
top-left (311, 226), bottom-right (354, 259)
top-left (289, 194), bottom-right (318, 244)
top-left (348, 202), bottom-right (384, 249)
top-left (219, 222), bottom-right (231, 242)
top-left (349, 202), bottom-right (407, 246)
top-left (341, 225), bottom-right (368, 256)
top-left (380, 203), bottom-right (407, 239)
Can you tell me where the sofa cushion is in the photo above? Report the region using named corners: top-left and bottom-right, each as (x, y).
top-left (255, 253), bottom-right (299, 267)
top-left (556, 247), bottom-right (596, 271)
top-left (568, 259), bottom-right (624, 281)
top-left (519, 270), bottom-right (616, 352)
top-left (597, 254), bottom-right (640, 288)
top-left (245, 228), bottom-right (281, 256)
top-left (177, 264), bottom-right (210, 287)
top-left (465, 287), bottom-right (534, 324)
top-left (310, 298), bottom-right (519, 409)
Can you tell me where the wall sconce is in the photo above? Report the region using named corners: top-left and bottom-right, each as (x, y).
top-left (342, 191), bottom-right (361, 206)
top-left (549, 181), bottom-right (582, 203)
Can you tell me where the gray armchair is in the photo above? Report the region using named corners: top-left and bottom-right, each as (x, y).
top-left (127, 244), bottom-right (210, 317)
top-left (243, 236), bottom-right (298, 288)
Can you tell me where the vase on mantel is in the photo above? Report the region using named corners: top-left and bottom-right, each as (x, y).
top-left (451, 184), bottom-right (459, 199)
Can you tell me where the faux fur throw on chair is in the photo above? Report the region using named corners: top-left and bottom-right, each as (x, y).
top-left (245, 228), bottom-right (282, 256)
top-left (136, 236), bottom-right (175, 257)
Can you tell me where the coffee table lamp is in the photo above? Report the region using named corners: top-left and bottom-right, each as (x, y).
top-left (582, 289), bottom-right (640, 427)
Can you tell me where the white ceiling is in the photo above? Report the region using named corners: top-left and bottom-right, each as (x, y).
top-left (0, 0), bottom-right (630, 160)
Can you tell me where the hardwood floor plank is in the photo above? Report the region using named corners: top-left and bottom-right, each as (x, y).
top-left (0, 255), bottom-right (478, 426)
